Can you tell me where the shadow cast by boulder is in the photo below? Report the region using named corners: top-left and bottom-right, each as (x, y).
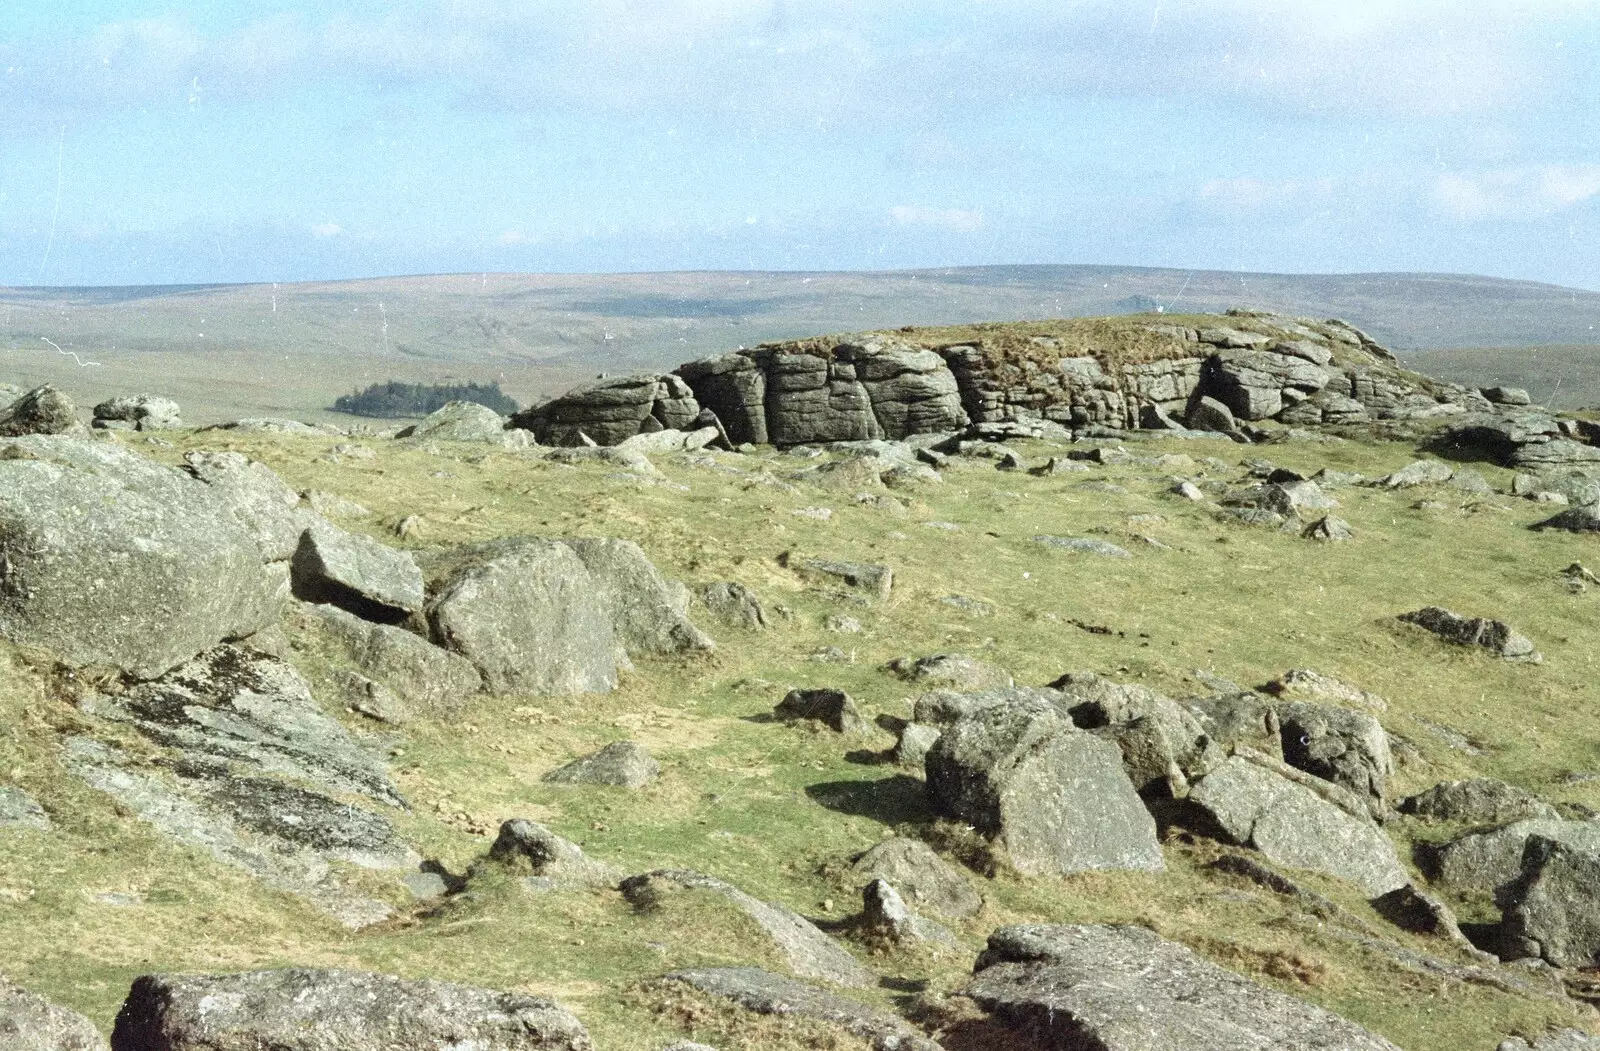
top-left (805, 775), bottom-right (933, 826)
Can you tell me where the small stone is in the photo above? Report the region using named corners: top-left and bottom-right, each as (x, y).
top-left (542, 742), bottom-right (659, 789)
top-left (1173, 480), bottom-right (1206, 501)
top-left (1302, 515), bottom-right (1354, 541)
top-left (0, 785), bottom-right (50, 830)
top-left (774, 689), bottom-right (865, 734)
top-left (825, 614), bottom-right (862, 634)
top-left (1033, 535), bottom-right (1132, 558)
top-left (1382, 460), bottom-right (1454, 488)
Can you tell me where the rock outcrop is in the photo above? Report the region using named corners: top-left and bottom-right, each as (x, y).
top-left (110, 969), bottom-right (592, 1050)
top-left (0, 977), bottom-right (107, 1051)
top-left (0, 386), bottom-right (85, 437)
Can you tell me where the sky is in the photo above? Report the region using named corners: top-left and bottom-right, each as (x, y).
top-left (1, 1), bottom-right (1598, 288)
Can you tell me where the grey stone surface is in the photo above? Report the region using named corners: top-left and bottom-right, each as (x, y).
top-left (887, 653), bottom-right (1012, 692)
top-left (1502, 837), bottom-right (1600, 967)
top-left (1400, 778), bottom-right (1559, 825)
top-left (424, 538), bottom-right (619, 696)
top-left (1263, 669), bottom-right (1387, 712)
top-left (790, 557), bottom-right (893, 600)
top-left (0, 386), bottom-right (85, 437)
top-left (1399, 606), bottom-right (1541, 661)
top-left (0, 437), bottom-right (288, 678)
top-left (1483, 387), bottom-right (1533, 406)
top-left (699, 581), bottom-right (769, 630)
top-left (1533, 502), bottom-right (1600, 533)
top-left (775, 688), bottom-right (865, 734)
top-left (486, 818), bottom-right (620, 889)
top-left (1381, 460), bottom-right (1454, 488)
top-left (1276, 700), bottom-right (1393, 818)
top-left (621, 870), bottom-right (874, 987)
top-left (849, 837), bottom-right (982, 919)
top-left (93, 394), bottom-right (181, 430)
top-left (0, 785), bottom-right (49, 830)
top-left (81, 644), bottom-right (403, 807)
top-left (513, 373), bottom-right (695, 447)
top-left (560, 537), bottom-right (714, 657)
top-left (966, 924), bottom-right (1403, 1051)
top-left (1512, 439), bottom-right (1600, 469)
top-left (291, 523), bottom-right (424, 623)
top-left (1430, 819), bottom-right (1600, 895)
top-left (1302, 515), bottom-right (1355, 541)
top-left (542, 741), bottom-right (659, 788)
top-left (664, 968), bottom-right (940, 1051)
top-left (1184, 692), bottom-right (1284, 759)
top-left (295, 601), bottom-right (483, 716)
top-left (925, 698), bottom-right (1164, 875)
top-left (180, 450), bottom-right (311, 562)
top-left (397, 401), bottom-right (512, 443)
top-left (1032, 535), bottom-right (1132, 558)
top-left (1188, 755), bottom-right (1408, 895)
top-left (0, 976), bottom-right (107, 1051)
top-left (1187, 395), bottom-right (1243, 436)
top-left (1053, 673), bottom-right (1217, 795)
top-left (1499, 1030), bottom-right (1600, 1050)
top-left (110, 969), bottom-right (592, 1050)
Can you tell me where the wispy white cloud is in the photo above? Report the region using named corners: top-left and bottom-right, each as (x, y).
top-left (310, 222), bottom-right (343, 238)
top-left (1433, 164), bottom-right (1600, 220)
top-left (889, 205), bottom-right (983, 233)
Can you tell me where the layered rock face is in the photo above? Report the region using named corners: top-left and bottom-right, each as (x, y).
top-left (511, 311), bottom-right (1496, 448)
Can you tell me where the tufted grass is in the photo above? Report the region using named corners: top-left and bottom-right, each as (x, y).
top-left (2, 420), bottom-right (1599, 1048)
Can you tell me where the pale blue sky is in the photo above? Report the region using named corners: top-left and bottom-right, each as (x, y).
top-left (2, 1), bottom-right (1597, 287)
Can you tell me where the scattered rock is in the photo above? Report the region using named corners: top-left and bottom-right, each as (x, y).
top-left (849, 837), bottom-right (981, 919)
top-left (1499, 1030), bottom-right (1600, 1050)
top-left (0, 976), bottom-right (108, 1051)
top-left (543, 741), bottom-right (659, 789)
top-left (857, 879), bottom-right (958, 947)
top-left (0, 386), bottom-right (85, 437)
top-left (301, 489), bottom-right (370, 518)
top-left (1533, 502), bottom-right (1600, 533)
top-left (1055, 672), bottom-right (1218, 796)
top-left (775, 689), bottom-right (865, 734)
top-left (1185, 692), bottom-right (1284, 759)
top-left (925, 696), bottom-right (1164, 875)
top-left (423, 538), bottom-right (620, 696)
top-left (663, 967), bottom-right (937, 1051)
top-left (1501, 837), bottom-right (1600, 967)
top-left (887, 653), bottom-right (1012, 692)
top-left (1400, 778), bottom-right (1560, 825)
top-left (1172, 480), bottom-right (1206, 501)
top-left (0, 785), bottom-right (49, 830)
top-left (1032, 535), bottom-right (1132, 558)
top-left (109, 969), bottom-right (593, 1051)
top-left (396, 401), bottom-right (512, 443)
top-left (1263, 669), bottom-right (1387, 713)
top-left (1188, 395), bottom-right (1244, 438)
top-left (966, 924), bottom-right (1402, 1051)
top-left (1399, 606), bottom-right (1541, 662)
top-left (295, 602), bottom-right (481, 716)
top-left (1483, 387), bottom-right (1533, 406)
top-left (1428, 819), bottom-right (1600, 895)
top-left (1187, 754), bottom-right (1408, 895)
top-left (1382, 459), bottom-right (1454, 488)
top-left (622, 871), bottom-right (873, 987)
top-left (93, 394), bottom-right (181, 431)
top-left (699, 581), bottom-right (769, 629)
top-left (1302, 515), bottom-right (1354, 541)
top-left (486, 818), bottom-right (620, 889)
top-left (892, 722), bottom-right (942, 769)
top-left (291, 523), bottom-right (424, 623)
top-left (1275, 700), bottom-right (1393, 819)
top-left (788, 556), bottom-right (894, 600)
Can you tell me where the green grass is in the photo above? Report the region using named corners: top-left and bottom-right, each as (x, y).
top-left (3, 421), bottom-right (1599, 1048)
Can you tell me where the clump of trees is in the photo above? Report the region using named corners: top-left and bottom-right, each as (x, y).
top-left (331, 380), bottom-right (519, 418)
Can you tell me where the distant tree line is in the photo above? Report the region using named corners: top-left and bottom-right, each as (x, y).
top-left (331, 380), bottom-right (519, 418)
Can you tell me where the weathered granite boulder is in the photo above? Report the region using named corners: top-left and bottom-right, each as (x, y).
top-left (291, 523), bottom-right (424, 624)
top-left (698, 581), bottom-right (769, 630)
top-left (1263, 668), bottom-right (1387, 713)
top-left (542, 741), bottom-right (658, 788)
top-left (0, 977), bottom-right (107, 1051)
top-left (664, 968), bottom-right (940, 1051)
top-left (294, 602), bottom-right (482, 716)
top-left (1498, 1031), bottom-right (1600, 1050)
top-left (1204, 350), bottom-right (1330, 421)
top-left (1400, 778), bottom-right (1559, 825)
top-left (849, 837), bottom-right (982, 919)
top-left (486, 818), bottom-right (620, 889)
top-left (965, 924), bottom-right (1403, 1051)
top-left (838, 341), bottom-right (967, 438)
top-left (925, 697), bottom-right (1163, 875)
top-left (1275, 701), bottom-right (1393, 819)
top-left (0, 437), bottom-right (288, 678)
top-left (1498, 837), bottom-right (1600, 967)
top-left (109, 969), bottom-right (592, 1050)
top-left (1428, 819), bottom-right (1600, 895)
top-left (179, 450), bottom-right (311, 562)
top-left (94, 393), bottom-right (182, 431)
top-left (0, 785), bottom-right (50, 830)
top-left (1381, 459), bottom-right (1455, 488)
top-left (788, 556), bottom-right (893, 600)
top-left (1054, 672), bottom-right (1218, 795)
top-left (1187, 754), bottom-right (1408, 895)
top-left (1399, 606), bottom-right (1540, 661)
top-left (395, 401), bottom-right (513, 443)
top-left (621, 870), bottom-right (873, 987)
top-left (856, 879), bottom-right (959, 947)
top-left (888, 653), bottom-right (1013, 692)
top-left (560, 537), bottom-right (713, 657)
top-left (0, 386), bottom-right (85, 437)
top-left (1534, 502), bottom-right (1600, 533)
top-left (758, 350), bottom-right (880, 445)
top-left (1184, 692), bottom-right (1283, 759)
top-left (775, 688), bottom-right (865, 734)
top-left (423, 539), bottom-right (619, 696)
top-left (677, 353), bottom-right (768, 445)
top-left (512, 374), bottom-right (699, 446)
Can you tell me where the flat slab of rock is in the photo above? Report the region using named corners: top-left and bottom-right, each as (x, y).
top-left (925, 698), bottom-right (1164, 875)
top-left (1400, 778), bottom-right (1559, 825)
top-left (424, 538), bottom-right (619, 696)
top-left (1033, 535), bottom-right (1132, 558)
top-left (291, 523), bottom-right (423, 623)
top-left (621, 870), bottom-right (873, 988)
top-left (966, 924), bottom-right (1402, 1051)
top-left (665, 967), bottom-right (941, 1051)
top-left (849, 837), bottom-right (982, 919)
top-left (888, 654), bottom-right (1013, 692)
top-left (1399, 606), bottom-right (1541, 662)
top-left (295, 602), bottom-right (482, 717)
top-left (1188, 755), bottom-right (1408, 895)
top-left (0, 785), bottom-right (50, 830)
top-left (560, 537), bottom-right (713, 657)
top-left (542, 741), bottom-right (659, 788)
top-left (1, 976), bottom-right (107, 1051)
top-left (1382, 460), bottom-right (1454, 487)
top-left (789, 557), bottom-right (893, 600)
top-left (110, 968), bottom-right (592, 1050)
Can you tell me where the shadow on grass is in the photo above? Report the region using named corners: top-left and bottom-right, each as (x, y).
top-left (805, 775), bottom-right (932, 826)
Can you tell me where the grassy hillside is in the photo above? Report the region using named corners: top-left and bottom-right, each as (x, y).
top-left (1, 266), bottom-right (1597, 424)
top-left (2, 420), bottom-right (1599, 1048)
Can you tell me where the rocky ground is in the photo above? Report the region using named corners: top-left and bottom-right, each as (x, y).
top-left (4, 312), bottom-right (1600, 1050)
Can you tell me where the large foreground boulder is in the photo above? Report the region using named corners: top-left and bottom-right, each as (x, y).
top-left (0, 437), bottom-right (287, 678)
top-left (294, 602), bottom-right (482, 716)
top-left (559, 537), bottom-right (714, 657)
top-left (424, 539), bottom-right (619, 696)
top-left (110, 969), bottom-right (592, 1050)
top-left (1187, 754), bottom-right (1408, 895)
top-left (0, 386), bottom-right (85, 437)
top-left (966, 924), bottom-right (1402, 1050)
top-left (0, 977), bottom-right (107, 1051)
top-left (925, 698), bottom-right (1164, 875)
